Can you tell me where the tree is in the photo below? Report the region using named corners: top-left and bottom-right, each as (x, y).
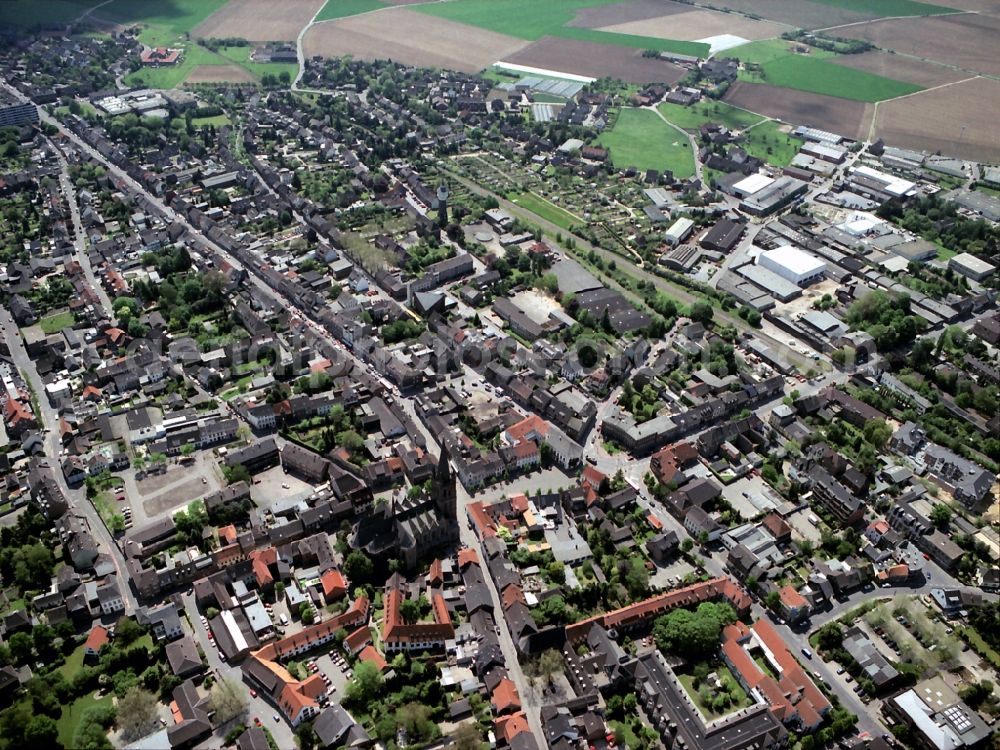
top-left (209, 678), bottom-right (248, 724)
top-left (689, 301), bottom-right (714, 325)
top-left (8, 631), bottom-right (32, 665)
top-left (400, 598), bottom-right (422, 624)
top-left (653, 602), bottom-right (736, 656)
top-left (343, 550), bottom-right (374, 583)
top-left (24, 715), bottom-right (58, 747)
top-left (816, 622), bottom-right (844, 652)
top-left (930, 503), bottom-right (952, 529)
top-left (117, 687), bottom-right (160, 741)
top-left (345, 661), bottom-right (384, 705)
top-left (764, 590), bottom-right (782, 612)
top-left (116, 616), bottom-right (144, 646)
top-left (534, 649), bottom-right (564, 684)
top-left (454, 721), bottom-right (484, 750)
top-left (301, 604), bottom-right (315, 625)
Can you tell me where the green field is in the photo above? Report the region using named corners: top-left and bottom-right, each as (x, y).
top-left (511, 192), bottom-right (581, 231)
top-left (730, 40), bottom-right (923, 102)
top-left (414, 0), bottom-right (709, 57)
top-left (658, 100), bottom-right (764, 133)
top-left (740, 120), bottom-right (802, 167)
top-left (56, 693), bottom-right (114, 748)
top-left (192, 113), bottom-right (231, 127)
top-left (39, 310), bottom-right (75, 334)
top-left (315, 0), bottom-right (387, 22)
top-left (810, 0), bottom-right (957, 16)
top-left (596, 108), bottom-right (695, 177)
top-left (0, 0), bottom-right (91, 27)
top-left (98, 0), bottom-right (227, 34)
top-left (124, 44), bottom-right (295, 89)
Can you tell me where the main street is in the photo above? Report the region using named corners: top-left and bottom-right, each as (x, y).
top-left (0, 307), bottom-right (138, 613)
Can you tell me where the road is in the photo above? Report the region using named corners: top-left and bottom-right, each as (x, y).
top-left (456, 483), bottom-right (546, 740)
top-left (0, 308), bottom-right (138, 613)
top-left (51, 142), bottom-right (116, 317)
top-left (179, 591), bottom-right (297, 750)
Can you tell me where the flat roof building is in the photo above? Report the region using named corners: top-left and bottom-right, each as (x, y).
top-left (949, 252), bottom-right (995, 282)
top-left (757, 245), bottom-right (826, 286)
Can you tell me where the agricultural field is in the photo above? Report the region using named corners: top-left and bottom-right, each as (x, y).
top-left (596, 108), bottom-right (695, 177)
top-left (687, 0), bottom-right (953, 29)
top-left (315, 0), bottom-right (387, 22)
top-left (724, 81), bottom-right (874, 140)
top-left (411, 0), bottom-right (708, 57)
top-left (831, 51), bottom-right (966, 87)
top-left (303, 8), bottom-right (527, 72)
top-left (729, 39), bottom-right (923, 102)
top-left (0, 0), bottom-right (92, 27)
top-left (503, 37), bottom-right (686, 85)
top-left (193, 0), bottom-right (326, 41)
top-left (97, 0), bottom-right (228, 35)
top-left (185, 64), bottom-right (256, 84)
top-left (739, 120), bottom-right (802, 167)
top-left (840, 13), bottom-right (1000, 78)
top-left (597, 9), bottom-right (786, 44)
top-left (873, 76), bottom-right (1000, 162)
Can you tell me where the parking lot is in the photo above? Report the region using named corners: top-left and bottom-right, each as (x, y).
top-left (250, 465), bottom-right (315, 508)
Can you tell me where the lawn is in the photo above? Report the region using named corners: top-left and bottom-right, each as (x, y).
top-left (192, 114), bottom-right (231, 127)
top-left (810, 0), bottom-right (957, 16)
top-left (677, 662), bottom-right (753, 719)
top-left (510, 192), bottom-right (581, 231)
top-left (58, 643), bottom-right (87, 682)
top-left (125, 43), bottom-right (295, 89)
top-left (658, 100), bottom-right (764, 133)
top-left (217, 45), bottom-right (297, 81)
top-left (741, 120), bottom-right (802, 167)
top-left (38, 310), bottom-right (75, 334)
top-left (1, 598), bottom-right (25, 615)
top-left (596, 108), bottom-right (695, 177)
top-left (729, 40), bottom-right (923, 102)
top-left (415, 0), bottom-right (709, 56)
top-left (315, 0), bottom-right (387, 22)
top-left (56, 692), bottom-right (114, 748)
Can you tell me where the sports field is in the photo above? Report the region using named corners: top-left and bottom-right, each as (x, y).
top-left (596, 108), bottom-right (695, 177)
top-left (729, 40), bottom-right (923, 102)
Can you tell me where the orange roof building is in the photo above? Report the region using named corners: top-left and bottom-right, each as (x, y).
top-left (382, 575), bottom-right (455, 653)
top-left (84, 625), bottom-right (109, 656)
top-left (490, 676), bottom-right (521, 715)
top-left (358, 644), bottom-right (388, 671)
top-left (320, 569), bottom-right (347, 601)
top-left (457, 548), bottom-right (480, 569)
top-left (343, 626), bottom-right (372, 655)
top-left (242, 596), bottom-right (369, 726)
top-left (721, 619), bottom-right (831, 731)
top-left (565, 576), bottom-right (751, 642)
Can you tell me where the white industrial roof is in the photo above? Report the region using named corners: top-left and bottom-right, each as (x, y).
top-left (665, 217), bottom-right (694, 239)
top-left (951, 252), bottom-right (995, 274)
top-left (758, 245), bottom-right (826, 276)
top-left (733, 173), bottom-right (774, 195)
top-left (852, 165), bottom-right (916, 197)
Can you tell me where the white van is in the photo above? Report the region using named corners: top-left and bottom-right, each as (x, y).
top-left (279, 613), bottom-right (288, 626)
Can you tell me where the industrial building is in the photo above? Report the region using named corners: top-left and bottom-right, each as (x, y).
top-left (739, 176), bottom-right (809, 217)
top-left (757, 245), bottom-right (826, 286)
top-left (949, 252), bottom-right (995, 282)
top-left (700, 218), bottom-right (746, 253)
top-left (664, 216), bottom-right (694, 246)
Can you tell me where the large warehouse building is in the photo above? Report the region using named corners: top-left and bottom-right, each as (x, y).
top-left (757, 246), bottom-right (827, 286)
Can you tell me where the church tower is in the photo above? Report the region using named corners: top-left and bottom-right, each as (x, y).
top-left (432, 443), bottom-right (457, 520)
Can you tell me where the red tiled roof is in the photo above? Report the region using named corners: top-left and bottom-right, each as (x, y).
top-left (566, 576), bottom-right (751, 642)
top-left (343, 626), bottom-right (371, 654)
top-left (85, 625), bottom-right (109, 652)
top-left (491, 676), bottom-right (521, 714)
top-left (779, 585), bottom-right (808, 610)
top-left (428, 559), bottom-right (443, 585)
top-left (358, 644), bottom-right (388, 671)
top-left (457, 548), bottom-right (480, 568)
top-left (320, 569), bottom-right (347, 599)
top-left (504, 415), bottom-right (549, 444)
top-left (497, 711), bottom-right (530, 742)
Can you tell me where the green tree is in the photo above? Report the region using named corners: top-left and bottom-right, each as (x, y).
top-left (689, 300), bottom-right (714, 325)
top-left (930, 503), bottom-right (952, 529)
top-left (8, 631), bottom-right (32, 665)
top-left (117, 687), bottom-right (160, 741)
top-left (343, 551), bottom-right (374, 583)
top-left (24, 715), bottom-right (58, 747)
top-left (345, 661), bottom-right (384, 705)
